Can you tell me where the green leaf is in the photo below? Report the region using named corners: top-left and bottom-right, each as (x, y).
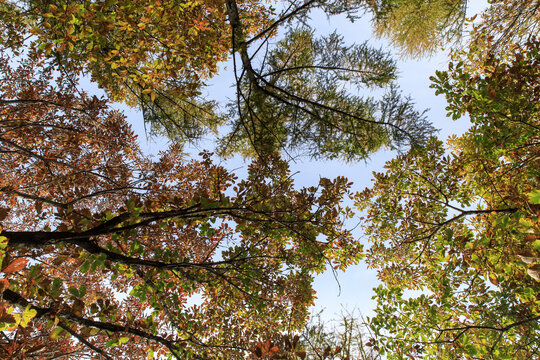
top-left (51, 327), bottom-right (64, 339)
top-left (527, 190), bottom-right (540, 204)
top-left (80, 260), bottom-right (90, 273)
top-left (78, 285), bottom-right (86, 297)
top-left (68, 286), bottom-right (79, 298)
top-left (105, 339), bottom-right (118, 347)
top-left (51, 278), bottom-right (63, 298)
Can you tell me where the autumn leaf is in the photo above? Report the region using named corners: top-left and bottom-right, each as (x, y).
top-left (2, 258), bottom-right (28, 273)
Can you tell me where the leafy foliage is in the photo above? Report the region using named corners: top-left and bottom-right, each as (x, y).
top-left (0, 0), bottom-right (275, 147)
top-left (0, 57), bottom-right (363, 359)
top-left (367, 0), bottom-right (467, 58)
top-left (357, 36), bottom-right (540, 359)
top-left (18, 0), bottom-right (271, 101)
top-left (360, 0), bottom-right (539, 59)
top-left (471, 0), bottom-right (540, 55)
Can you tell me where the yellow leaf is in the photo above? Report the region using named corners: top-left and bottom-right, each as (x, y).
top-left (20, 307), bottom-right (37, 327)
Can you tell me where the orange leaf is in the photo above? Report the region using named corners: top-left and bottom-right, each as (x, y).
top-left (269, 346), bottom-right (279, 355)
top-left (0, 278), bottom-right (9, 290)
top-left (3, 258), bottom-right (28, 273)
top-left (489, 274), bottom-right (499, 286)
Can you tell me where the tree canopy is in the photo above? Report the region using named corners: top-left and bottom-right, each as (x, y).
top-left (0, 56), bottom-right (363, 358)
top-left (1, 0), bottom-right (539, 359)
top-left (358, 33), bottom-right (539, 360)
top-left (366, 0), bottom-right (468, 58)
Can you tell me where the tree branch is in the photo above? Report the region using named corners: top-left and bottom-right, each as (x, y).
top-left (1, 289), bottom-right (182, 360)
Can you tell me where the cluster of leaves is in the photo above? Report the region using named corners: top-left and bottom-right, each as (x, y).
top-left (3, 0), bottom-right (538, 359)
top-left (0, 55), bottom-right (364, 359)
top-left (221, 0), bottom-right (435, 160)
top-left (0, 0), bottom-right (274, 148)
top-left (471, 0), bottom-right (540, 55)
top-left (15, 0), bottom-right (272, 101)
top-left (0, 0), bottom-right (435, 358)
top-left (357, 34), bottom-right (540, 359)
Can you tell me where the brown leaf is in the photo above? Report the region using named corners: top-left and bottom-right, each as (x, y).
top-left (293, 335), bottom-right (299, 348)
top-left (35, 201), bottom-right (43, 214)
top-left (0, 207), bottom-right (9, 221)
top-left (254, 346), bottom-right (262, 358)
top-left (0, 313), bottom-right (16, 323)
top-left (323, 345), bottom-right (331, 357)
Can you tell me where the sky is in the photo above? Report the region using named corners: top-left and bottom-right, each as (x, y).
top-left (120, 0), bottom-right (490, 322)
top-left (303, 1), bottom-right (489, 320)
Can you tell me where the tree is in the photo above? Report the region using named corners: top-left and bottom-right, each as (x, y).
top-left (366, 0), bottom-right (468, 58)
top-left (362, 0), bottom-right (540, 59)
top-left (1, 0), bottom-right (435, 160)
top-left (0, 56), bottom-right (364, 359)
top-left (247, 310), bottom-right (381, 360)
top-left (470, 0), bottom-right (540, 55)
top-left (356, 36), bottom-right (540, 359)
top-left (11, 0), bottom-right (272, 100)
top-left (299, 310), bottom-right (381, 360)
top-left (0, 0), bottom-right (275, 146)
top-left (220, 0), bottom-right (434, 160)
